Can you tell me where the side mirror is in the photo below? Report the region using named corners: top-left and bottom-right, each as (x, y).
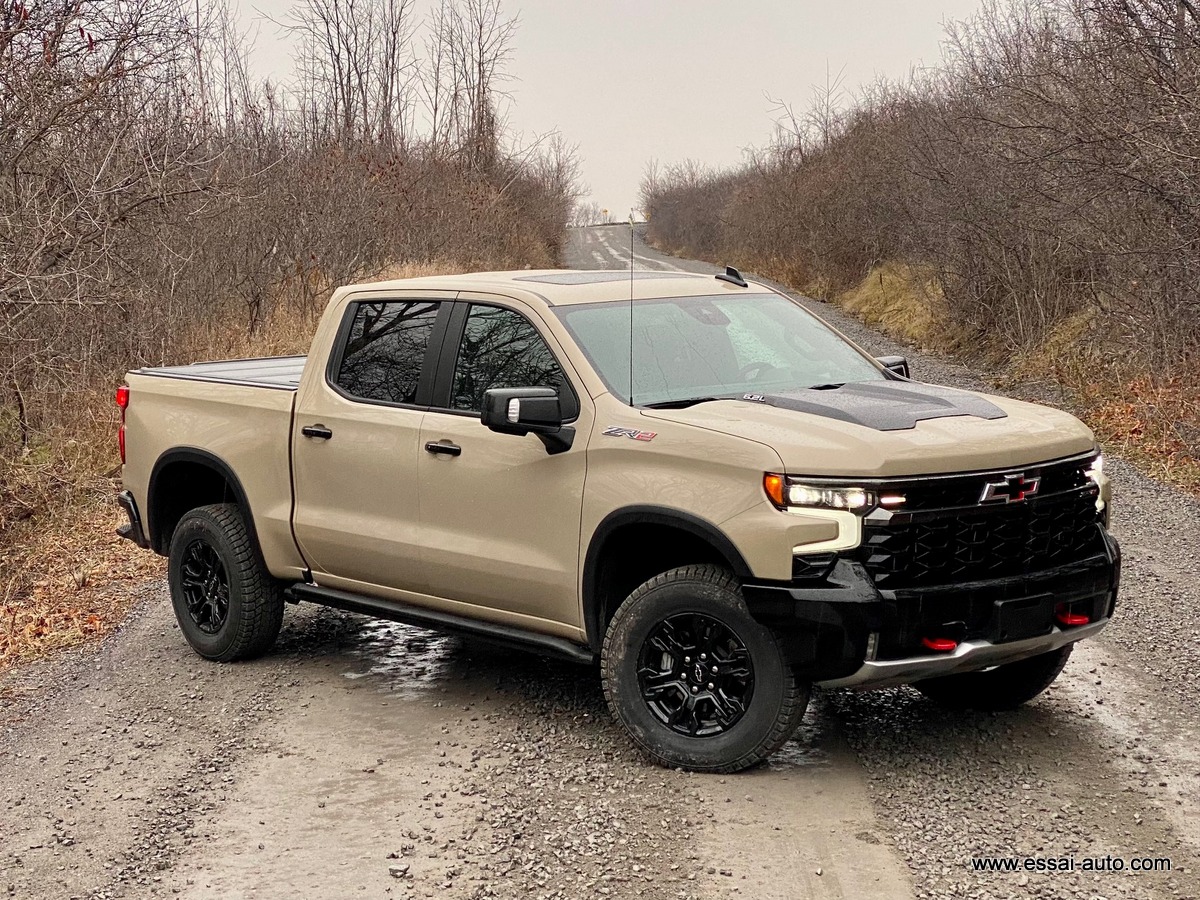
top-left (876, 355), bottom-right (910, 379)
top-left (481, 387), bottom-right (575, 454)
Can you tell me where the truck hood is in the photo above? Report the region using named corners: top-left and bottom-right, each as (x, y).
top-left (641, 382), bottom-right (1095, 478)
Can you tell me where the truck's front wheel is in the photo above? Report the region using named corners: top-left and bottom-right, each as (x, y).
top-left (167, 503), bottom-right (284, 662)
top-left (601, 565), bottom-right (809, 773)
top-left (914, 644), bottom-right (1073, 710)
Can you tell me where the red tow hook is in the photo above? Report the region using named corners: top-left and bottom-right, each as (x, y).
top-left (1055, 605), bottom-right (1090, 627)
top-left (921, 637), bottom-right (958, 652)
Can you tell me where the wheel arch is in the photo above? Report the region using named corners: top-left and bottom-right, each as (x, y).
top-left (582, 506), bottom-right (753, 652)
top-left (147, 447), bottom-right (258, 556)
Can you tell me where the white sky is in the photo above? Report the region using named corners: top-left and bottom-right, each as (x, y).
top-left (235, 0), bottom-right (985, 215)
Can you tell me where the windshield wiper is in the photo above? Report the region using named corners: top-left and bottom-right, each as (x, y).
top-left (642, 396), bottom-right (731, 410)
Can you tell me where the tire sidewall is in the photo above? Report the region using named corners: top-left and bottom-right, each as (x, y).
top-left (604, 576), bottom-right (788, 770)
top-left (168, 509), bottom-right (250, 661)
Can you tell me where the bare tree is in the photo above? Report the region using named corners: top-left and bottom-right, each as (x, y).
top-left (0, 0), bottom-right (577, 535)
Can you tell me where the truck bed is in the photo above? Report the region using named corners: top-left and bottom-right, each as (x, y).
top-left (132, 356), bottom-right (307, 390)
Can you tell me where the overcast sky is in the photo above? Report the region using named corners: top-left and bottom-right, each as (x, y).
top-left (235, 0), bottom-right (985, 216)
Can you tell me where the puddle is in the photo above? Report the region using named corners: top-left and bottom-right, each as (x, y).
top-left (337, 618), bottom-right (461, 694)
top-left (767, 700), bottom-right (838, 769)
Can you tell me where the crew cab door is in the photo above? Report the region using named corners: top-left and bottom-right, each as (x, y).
top-left (291, 292), bottom-right (455, 594)
top-left (416, 297), bottom-right (590, 629)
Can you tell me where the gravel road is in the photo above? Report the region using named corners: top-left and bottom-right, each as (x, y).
top-left (2, 226), bottom-right (1197, 900)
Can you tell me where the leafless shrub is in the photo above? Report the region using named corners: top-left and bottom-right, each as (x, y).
top-left (0, 0), bottom-right (577, 529)
top-left (643, 0), bottom-right (1200, 368)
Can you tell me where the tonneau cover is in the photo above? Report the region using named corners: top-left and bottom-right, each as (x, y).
top-left (133, 356), bottom-right (306, 390)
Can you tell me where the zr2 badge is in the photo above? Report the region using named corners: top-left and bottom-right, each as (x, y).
top-left (602, 425), bottom-right (657, 442)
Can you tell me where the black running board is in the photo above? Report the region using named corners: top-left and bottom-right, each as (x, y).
top-left (285, 582), bottom-right (596, 665)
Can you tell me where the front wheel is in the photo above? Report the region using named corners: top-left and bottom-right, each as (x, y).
top-left (914, 644), bottom-right (1073, 710)
top-left (601, 565), bottom-right (809, 772)
top-left (167, 503), bottom-right (284, 662)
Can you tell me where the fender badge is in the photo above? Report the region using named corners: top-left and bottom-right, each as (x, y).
top-left (602, 425), bottom-right (657, 442)
top-left (743, 393), bottom-right (766, 402)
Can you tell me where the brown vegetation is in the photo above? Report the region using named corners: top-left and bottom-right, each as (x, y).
top-left (642, 0), bottom-right (1200, 491)
top-left (0, 0), bottom-right (577, 667)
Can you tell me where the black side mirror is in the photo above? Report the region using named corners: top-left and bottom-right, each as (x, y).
top-left (481, 387), bottom-right (575, 454)
top-left (876, 355), bottom-right (911, 379)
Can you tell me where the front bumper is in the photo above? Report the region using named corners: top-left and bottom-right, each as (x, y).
top-left (819, 618), bottom-right (1108, 689)
top-left (116, 490), bottom-right (150, 549)
top-left (743, 531), bottom-right (1119, 689)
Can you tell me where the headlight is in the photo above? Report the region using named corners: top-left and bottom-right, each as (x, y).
top-left (764, 474), bottom-right (876, 511)
top-left (1085, 451), bottom-right (1108, 523)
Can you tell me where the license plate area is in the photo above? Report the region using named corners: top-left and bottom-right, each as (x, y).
top-left (991, 594), bottom-right (1054, 643)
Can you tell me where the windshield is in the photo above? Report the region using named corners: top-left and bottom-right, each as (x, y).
top-left (554, 292), bottom-right (886, 406)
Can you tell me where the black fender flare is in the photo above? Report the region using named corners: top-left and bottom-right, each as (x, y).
top-left (582, 505), bottom-right (753, 650)
top-left (147, 447), bottom-right (258, 555)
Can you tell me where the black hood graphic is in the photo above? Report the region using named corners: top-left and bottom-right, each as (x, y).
top-left (758, 381), bottom-right (1007, 431)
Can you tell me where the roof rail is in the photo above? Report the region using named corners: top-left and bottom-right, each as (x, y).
top-left (715, 266), bottom-right (748, 288)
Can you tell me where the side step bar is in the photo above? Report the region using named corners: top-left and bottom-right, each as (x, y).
top-left (285, 582), bottom-right (596, 665)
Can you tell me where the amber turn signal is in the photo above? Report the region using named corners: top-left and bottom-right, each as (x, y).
top-left (763, 473), bottom-right (785, 508)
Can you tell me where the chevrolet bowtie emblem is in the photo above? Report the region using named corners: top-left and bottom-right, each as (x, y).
top-left (980, 473), bottom-right (1040, 504)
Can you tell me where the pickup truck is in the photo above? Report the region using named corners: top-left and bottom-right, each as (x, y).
top-left (116, 267), bottom-right (1120, 772)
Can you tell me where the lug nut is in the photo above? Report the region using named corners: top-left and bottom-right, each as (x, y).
top-left (700, 653), bottom-right (707, 660)
top-left (684, 656), bottom-right (691, 664)
top-left (691, 686), bottom-right (699, 693)
top-left (711, 666), bottom-right (719, 673)
top-left (707, 682), bottom-right (714, 690)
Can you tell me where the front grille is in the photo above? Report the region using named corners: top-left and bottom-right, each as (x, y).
top-left (878, 455), bottom-right (1092, 511)
top-left (856, 458), bottom-right (1106, 590)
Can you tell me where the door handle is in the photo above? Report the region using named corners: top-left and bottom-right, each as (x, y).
top-left (424, 441), bottom-right (461, 457)
top-left (301, 424), bottom-right (333, 440)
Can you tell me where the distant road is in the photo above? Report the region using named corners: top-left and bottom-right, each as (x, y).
top-left (565, 224), bottom-right (701, 273)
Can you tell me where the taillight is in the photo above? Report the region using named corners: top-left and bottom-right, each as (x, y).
top-left (116, 385), bottom-right (129, 464)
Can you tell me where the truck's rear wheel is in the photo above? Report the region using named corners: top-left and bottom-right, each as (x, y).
top-left (168, 503), bottom-right (284, 662)
top-left (601, 565), bottom-right (809, 773)
top-left (914, 644), bottom-right (1073, 710)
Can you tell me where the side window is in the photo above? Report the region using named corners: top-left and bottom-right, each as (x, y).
top-left (335, 301), bottom-right (440, 405)
top-left (449, 305), bottom-right (573, 414)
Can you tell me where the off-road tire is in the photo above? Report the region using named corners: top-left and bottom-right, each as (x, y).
top-left (914, 644), bottom-right (1073, 711)
top-left (601, 565), bottom-right (809, 773)
top-left (167, 503), bottom-right (284, 662)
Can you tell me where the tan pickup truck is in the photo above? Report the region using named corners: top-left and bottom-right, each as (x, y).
top-left (116, 267), bottom-right (1120, 772)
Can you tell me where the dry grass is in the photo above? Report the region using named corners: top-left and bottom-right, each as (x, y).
top-left (836, 263), bottom-right (958, 349)
top-left (0, 499), bottom-right (164, 668)
top-left (0, 261), bottom-right (463, 672)
top-left (1076, 375), bottom-right (1200, 493)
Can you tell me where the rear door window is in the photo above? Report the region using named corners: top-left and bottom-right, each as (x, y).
top-left (333, 301), bottom-right (441, 405)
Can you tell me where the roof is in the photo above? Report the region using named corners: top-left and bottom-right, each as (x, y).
top-left (337, 269), bottom-right (767, 307)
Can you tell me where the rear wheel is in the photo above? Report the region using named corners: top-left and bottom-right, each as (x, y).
top-left (601, 565), bottom-right (809, 772)
top-left (914, 644), bottom-right (1073, 710)
top-left (168, 503), bottom-right (284, 662)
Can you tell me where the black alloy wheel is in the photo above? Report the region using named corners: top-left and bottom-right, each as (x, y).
top-left (637, 612), bottom-right (755, 737)
top-left (178, 539), bottom-right (230, 634)
top-left (601, 564), bottom-right (810, 772)
top-left (167, 503), bottom-right (284, 662)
